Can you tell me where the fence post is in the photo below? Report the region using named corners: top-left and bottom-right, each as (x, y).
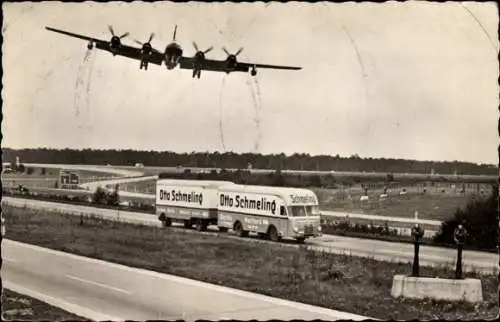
top-left (454, 223), bottom-right (468, 279)
top-left (411, 224), bottom-right (425, 277)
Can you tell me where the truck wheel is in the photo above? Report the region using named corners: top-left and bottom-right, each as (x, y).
top-left (296, 237), bottom-right (306, 243)
top-left (234, 221), bottom-right (248, 238)
top-left (268, 226), bottom-right (281, 242)
top-left (162, 217), bottom-right (172, 227)
top-left (195, 219), bottom-right (208, 232)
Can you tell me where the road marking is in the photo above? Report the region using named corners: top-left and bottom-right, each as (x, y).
top-left (65, 274), bottom-right (132, 295)
top-left (3, 281), bottom-right (123, 321)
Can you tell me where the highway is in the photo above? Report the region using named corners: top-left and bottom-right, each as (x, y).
top-left (3, 197), bottom-right (498, 274)
top-left (23, 163), bottom-right (145, 178)
top-left (24, 163), bottom-right (497, 183)
top-left (2, 239), bottom-right (370, 321)
top-left (79, 175), bottom-right (158, 190)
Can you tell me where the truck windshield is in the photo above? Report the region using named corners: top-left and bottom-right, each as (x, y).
top-left (287, 205), bottom-right (320, 217)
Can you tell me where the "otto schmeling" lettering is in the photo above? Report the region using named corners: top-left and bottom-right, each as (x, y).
top-left (220, 194), bottom-right (277, 215)
top-left (159, 189), bottom-right (203, 205)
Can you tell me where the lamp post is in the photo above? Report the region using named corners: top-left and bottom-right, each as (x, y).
top-left (454, 223), bottom-right (468, 279)
top-left (411, 224), bottom-right (425, 277)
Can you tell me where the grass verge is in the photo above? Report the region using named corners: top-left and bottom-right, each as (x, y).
top-left (4, 205), bottom-right (498, 320)
top-left (1, 288), bottom-right (87, 321)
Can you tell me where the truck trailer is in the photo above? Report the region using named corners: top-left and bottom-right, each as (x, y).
top-left (156, 179), bottom-right (235, 231)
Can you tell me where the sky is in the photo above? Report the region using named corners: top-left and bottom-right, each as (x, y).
top-left (2, 1), bottom-right (498, 164)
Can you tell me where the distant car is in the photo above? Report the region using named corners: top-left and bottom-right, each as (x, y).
top-left (1, 215), bottom-right (5, 237)
top-left (135, 163), bottom-right (144, 168)
top-left (16, 184), bottom-right (29, 194)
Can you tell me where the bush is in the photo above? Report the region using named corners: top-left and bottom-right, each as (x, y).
top-left (92, 187), bottom-right (108, 205)
top-left (433, 185), bottom-right (498, 250)
top-left (107, 191), bottom-right (119, 206)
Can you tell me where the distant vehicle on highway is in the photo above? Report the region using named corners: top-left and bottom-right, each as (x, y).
top-left (2, 167), bottom-right (15, 174)
top-left (156, 179), bottom-right (322, 243)
top-left (1, 213), bottom-right (5, 237)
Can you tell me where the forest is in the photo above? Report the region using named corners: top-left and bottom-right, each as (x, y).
top-left (2, 148), bottom-right (497, 176)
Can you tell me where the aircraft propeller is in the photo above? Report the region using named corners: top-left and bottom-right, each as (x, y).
top-left (108, 25), bottom-right (129, 39)
top-left (134, 33), bottom-right (155, 54)
top-left (193, 42), bottom-right (213, 57)
top-left (222, 47), bottom-right (244, 60)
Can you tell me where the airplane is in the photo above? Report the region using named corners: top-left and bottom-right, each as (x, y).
top-left (45, 25), bottom-right (302, 78)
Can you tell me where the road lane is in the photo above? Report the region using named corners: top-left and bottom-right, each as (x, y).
top-left (78, 175), bottom-right (158, 191)
top-left (2, 239), bottom-right (370, 321)
top-left (23, 163), bottom-right (145, 177)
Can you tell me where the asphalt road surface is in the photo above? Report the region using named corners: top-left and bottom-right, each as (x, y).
top-left (3, 197), bottom-right (497, 274)
top-left (2, 239), bottom-right (370, 321)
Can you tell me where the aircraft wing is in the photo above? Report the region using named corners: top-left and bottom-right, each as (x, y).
top-left (45, 26), bottom-right (164, 65)
top-left (178, 57), bottom-right (241, 72)
top-left (45, 27), bottom-right (109, 47)
top-left (178, 56), bottom-right (300, 73)
top-left (239, 62), bottom-right (302, 71)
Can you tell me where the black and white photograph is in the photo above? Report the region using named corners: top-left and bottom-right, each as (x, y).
top-left (1, 1), bottom-right (498, 320)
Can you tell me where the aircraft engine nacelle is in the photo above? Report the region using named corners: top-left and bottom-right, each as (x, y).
top-left (87, 41), bottom-right (94, 50)
top-left (110, 36), bottom-right (121, 50)
top-left (141, 44), bottom-right (152, 57)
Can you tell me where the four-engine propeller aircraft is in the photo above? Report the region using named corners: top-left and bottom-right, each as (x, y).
top-left (45, 25), bottom-right (302, 78)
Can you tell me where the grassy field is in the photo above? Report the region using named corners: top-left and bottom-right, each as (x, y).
top-left (1, 289), bottom-right (87, 321)
top-left (3, 205), bottom-right (497, 320)
top-left (315, 188), bottom-right (473, 221)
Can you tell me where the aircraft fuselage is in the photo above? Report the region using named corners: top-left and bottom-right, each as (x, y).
top-left (164, 42), bottom-right (182, 69)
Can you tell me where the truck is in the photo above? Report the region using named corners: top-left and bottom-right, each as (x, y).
top-left (217, 184), bottom-right (322, 242)
top-left (156, 179), bottom-right (235, 231)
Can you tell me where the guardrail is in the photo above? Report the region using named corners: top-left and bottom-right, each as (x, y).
top-left (321, 211), bottom-right (441, 238)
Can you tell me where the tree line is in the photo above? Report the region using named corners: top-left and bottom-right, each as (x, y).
top-left (2, 148), bottom-right (497, 175)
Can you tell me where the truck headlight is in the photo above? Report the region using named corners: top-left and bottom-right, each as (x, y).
top-left (293, 226), bottom-right (299, 233)
top-left (317, 226), bottom-right (322, 232)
